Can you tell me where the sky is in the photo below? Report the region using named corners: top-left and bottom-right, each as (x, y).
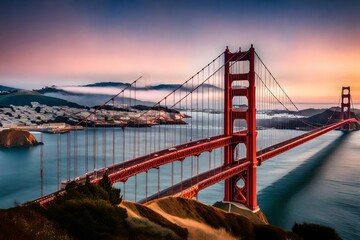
top-left (0, 0), bottom-right (360, 104)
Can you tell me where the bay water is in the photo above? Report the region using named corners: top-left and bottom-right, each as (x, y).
top-left (0, 113), bottom-right (359, 239)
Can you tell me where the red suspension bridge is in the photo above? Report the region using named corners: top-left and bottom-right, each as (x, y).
top-left (32, 45), bottom-right (359, 211)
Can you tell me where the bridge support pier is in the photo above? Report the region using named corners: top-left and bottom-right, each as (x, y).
top-left (223, 45), bottom-right (259, 211)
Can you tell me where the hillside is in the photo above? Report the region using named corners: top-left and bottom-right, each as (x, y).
top-left (307, 109), bottom-right (360, 129)
top-left (0, 206), bottom-right (70, 239)
top-left (84, 81), bottom-right (131, 88)
top-left (132, 197), bottom-right (276, 240)
top-left (0, 85), bottom-right (19, 92)
top-left (0, 175), bottom-right (342, 240)
top-left (34, 82), bottom-right (221, 107)
top-left (120, 197), bottom-right (341, 240)
top-left (37, 87), bottom-right (155, 107)
top-left (0, 91), bottom-right (83, 108)
top-left (298, 108), bottom-right (327, 117)
top-left (83, 81), bottom-right (221, 91)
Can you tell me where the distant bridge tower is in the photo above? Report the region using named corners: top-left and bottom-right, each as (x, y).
top-left (223, 45), bottom-right (258, 211)
top-left (341, 86), bottom-right (351, 131)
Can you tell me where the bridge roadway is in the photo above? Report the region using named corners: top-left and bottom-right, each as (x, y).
top-left (31, 132), bottom-right (246, 206)
top-left (32, 118), bottom-right (358, 206)
top-left (140, 118), bottom-right (358, 201)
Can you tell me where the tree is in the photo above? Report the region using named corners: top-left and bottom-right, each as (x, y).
top-left (99, 172), bottom-right (122, 205)
top-left (47, 173), bottom-right (128, 240)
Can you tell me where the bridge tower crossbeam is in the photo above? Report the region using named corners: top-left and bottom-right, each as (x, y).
top-left (223, 45), bottom-right (258, 211)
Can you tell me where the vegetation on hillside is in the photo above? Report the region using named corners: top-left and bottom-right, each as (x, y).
top-left (0, 205), bottom-right (70, 240)
top-left (45, 174), bottom-right (127, 239)
top-left (292, 222), bottom-right (342, 240)
top-left (148, 197), bottom-right (294, 240)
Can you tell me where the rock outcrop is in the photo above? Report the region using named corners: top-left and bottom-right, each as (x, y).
top-left (0, 129), bottom-right (40, 148)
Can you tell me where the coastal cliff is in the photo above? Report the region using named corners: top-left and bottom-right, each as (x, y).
top-left (0, 129), bottom-right (40, 148)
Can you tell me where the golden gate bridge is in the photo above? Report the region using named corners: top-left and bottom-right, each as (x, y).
top-left (31, 45), bottom-right (359, 211)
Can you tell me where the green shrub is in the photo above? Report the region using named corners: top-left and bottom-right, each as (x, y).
top-left (47, 198), bottom-right (127, 240)
top-left (56, 173), bottom-right (122, 205)
top-left (254, 224), bottom-right (290, 240)
top-left (46, 173), bottom-right (128, 240)
top-left (292, 222), bottom-right (342, 240)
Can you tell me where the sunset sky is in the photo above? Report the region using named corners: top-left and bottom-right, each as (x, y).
top-left (0, 0), bottom-right (359, 103)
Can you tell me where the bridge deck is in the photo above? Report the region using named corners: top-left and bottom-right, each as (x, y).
top-left (141, 118), bottom-right (358, 201)
top-left (31, 118), bottom-right (358, 206)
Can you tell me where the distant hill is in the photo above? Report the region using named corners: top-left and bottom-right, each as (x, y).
top-left (307, 109), bottom-right (342, 125)
top-left (36, 87), bottom-right (82, 96)
top-left (84, 82), bottom-right (131, 88)
top-left (267, 108), bottom-right (328, 117)
top-left (0, 91), bottom-right (83, 108)
top-left (36, 86), bottom-right (157, 107)
top-left (34, 82), bottom-right (221, 107)
top-left (82, 81), bottom-right (221, 91)
top-left (41, 91), bottom-right (155, 107)
top-left (307, 109), bottom-right (360, 129)
top-left (308, 108), bottom-right (359, 121)
top-left (0, 85), bottom-right (19, 92)
top-left (150, 83), bottom-right (221, 92)
top-left (299, 108), bottom-right (327, 117)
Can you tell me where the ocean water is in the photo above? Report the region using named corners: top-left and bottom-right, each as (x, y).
top-left (257, 130), bottom-right (360, 240)
top-left (196, 130), bottom-right (359, 240)
top-left (0, 116), bottom-right (359, 239)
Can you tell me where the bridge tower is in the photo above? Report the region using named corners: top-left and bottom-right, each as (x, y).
top-left (341, 86), bottom-right (351, 131)
top-left (223, 45), bottom-right (258, 211)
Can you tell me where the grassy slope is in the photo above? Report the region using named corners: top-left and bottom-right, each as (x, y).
top-left (122, 197), bottom-right (342, 240)
top-left (122, 197), bottom-right (297, 240)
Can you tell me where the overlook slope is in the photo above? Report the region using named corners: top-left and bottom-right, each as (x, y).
top-left (120, 197), bottom-right (295, 240)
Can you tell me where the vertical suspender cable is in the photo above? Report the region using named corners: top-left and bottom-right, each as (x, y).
top-left (103, 113), bottom-right (106, 168)
top-left (135, 174), bottom-right (137, 202)
top-left (158, 167), bottom-right (160, 199)
top-left (146, 171), bottom-right (148, 203)
top-left (40, 133), bottom-right (44, 197)
top-left (67, 131), bottom-right (70, 180)
top-left (85, 121), bottom-right (88, 173)
top-left (171, 161), bottom-right (174, 194)
top-left (57, 133), bottom-right (60, 190)
top-left (112, 98), bottom-right (115, 165)
top-left (181, 160), bottom-right (183, 191)
top-left (94, 112), bottom-right (97, 172)
top-left (74, 129), bottom-right (77, 178)
top-left (123, 182), bottom-right (126, 200)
